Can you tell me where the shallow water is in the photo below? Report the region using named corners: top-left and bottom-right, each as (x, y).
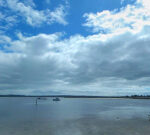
top-left (0, 97), bottom-right (150, 135)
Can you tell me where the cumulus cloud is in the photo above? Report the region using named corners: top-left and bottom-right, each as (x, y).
top-left (83, 0), bottom-right (150, 34)
top-left (0, 0), bottom-right (68, 27)
top-left (0, 0), bottom-right (150, 95)
top-left (1, 24), bottom-right (150, 95)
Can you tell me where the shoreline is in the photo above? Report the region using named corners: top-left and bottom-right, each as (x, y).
top-left (0, 95), bottom-right (150, 99)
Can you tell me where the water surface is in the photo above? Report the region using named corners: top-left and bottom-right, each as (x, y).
top-left (0, 97), bottom-right (150, 135)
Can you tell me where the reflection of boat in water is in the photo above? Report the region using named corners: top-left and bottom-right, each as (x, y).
top-left (53, 97), bottom-right (60, 101)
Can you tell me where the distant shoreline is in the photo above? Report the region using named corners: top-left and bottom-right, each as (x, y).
top-left (0, 95), bottom-right (150, 99)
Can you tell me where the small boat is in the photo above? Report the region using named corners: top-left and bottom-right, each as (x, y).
top-left (53, 97), bottom-right (60, 101)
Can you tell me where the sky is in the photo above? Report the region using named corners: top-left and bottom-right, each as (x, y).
top-left (0, 0), bottom-right (150, 95)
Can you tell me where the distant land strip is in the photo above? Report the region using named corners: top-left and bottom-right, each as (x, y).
top-left (0, 95), bottom-right (150, 99)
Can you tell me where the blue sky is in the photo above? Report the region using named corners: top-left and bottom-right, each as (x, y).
top-left (0, 0), bottom-right (150, 95)
top-left (0, 0), bottom-right (136, 38)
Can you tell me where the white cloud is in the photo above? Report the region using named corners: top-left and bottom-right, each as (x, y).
top-left (0, 11), bottom-right (18, 31)
top-left (49, 5), bottom-right (68, 25)
top-left (6, 0), bottom-right (46, 26)
top-left (0, 0), bottom-right (68, 27)
top-left (83, 0), bottom-right (150, 34)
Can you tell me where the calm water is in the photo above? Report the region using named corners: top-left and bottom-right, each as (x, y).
top-left (0, 97), bottom-right (150, 135)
